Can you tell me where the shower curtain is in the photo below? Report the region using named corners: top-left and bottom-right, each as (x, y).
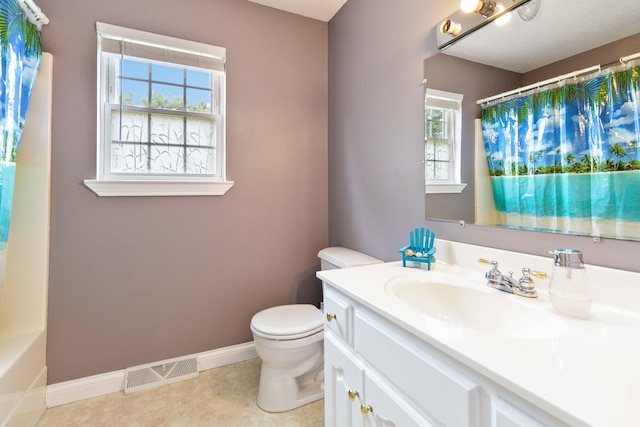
top-left (0, 0), bottom-right (42, 295)
top-left (481, 61), bottom-right (640, 239)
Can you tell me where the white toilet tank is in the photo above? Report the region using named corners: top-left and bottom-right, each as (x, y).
top-left (318, 246), bottom-right (382, 270)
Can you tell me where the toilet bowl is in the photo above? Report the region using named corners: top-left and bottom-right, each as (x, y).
top-left (251, 304), bottom-right (324, 412)
top-left (250, 247), bottom-right (382, 413)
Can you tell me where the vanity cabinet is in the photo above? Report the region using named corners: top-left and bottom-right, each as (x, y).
top-left (323, 285), bottom-right (566, 427)
top-left (325, 334), bottom-right (432, 427)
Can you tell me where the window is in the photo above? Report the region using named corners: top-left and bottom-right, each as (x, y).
top-left (424, 89), bottom-right (466, 194)
top-left (84, 23), bottom-right (233, 196)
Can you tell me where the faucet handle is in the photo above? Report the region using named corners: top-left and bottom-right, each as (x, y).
top-left (518, 268), bottom-right (535, 290)
top-left (514, 267), bottom-right (538, 298)
top-left (519, 267), bottom-right (548, 285)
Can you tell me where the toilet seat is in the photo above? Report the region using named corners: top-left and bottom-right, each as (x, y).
top-left (251, 304), bottom-right (323, 340)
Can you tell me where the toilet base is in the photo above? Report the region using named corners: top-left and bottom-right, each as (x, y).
top-left (256, 362), bottom-right (324, 412)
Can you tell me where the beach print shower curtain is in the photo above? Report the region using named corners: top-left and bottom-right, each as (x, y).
top-left (0, 0), bottom-right (42, 295)
top-left (481, 62), bottom-right (640, 239)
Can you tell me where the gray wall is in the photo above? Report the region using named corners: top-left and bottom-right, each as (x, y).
top-left (524, 32), bottom-right (640, 84)
top-left (328, 0), bottom-right (640, 271)
top-left (43, 0), bottom-right (328, 384)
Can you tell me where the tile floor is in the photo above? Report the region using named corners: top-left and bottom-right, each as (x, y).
top-left (37, 358), bottom-right (324, 426)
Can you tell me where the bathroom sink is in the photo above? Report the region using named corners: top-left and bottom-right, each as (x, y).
top-left (385, 274), bottom-right (566, 339)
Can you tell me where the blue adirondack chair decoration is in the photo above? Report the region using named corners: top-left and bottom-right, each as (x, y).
top-left (398, 228), bottom-right (436, 269)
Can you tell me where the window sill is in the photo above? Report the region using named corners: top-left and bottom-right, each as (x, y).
top-left (425, 183), bottom-right (467, 194)
top-left (84, 179), bottom-right (234, 197)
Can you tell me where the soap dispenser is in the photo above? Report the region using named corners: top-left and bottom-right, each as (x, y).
top-left (548, 249), bottom-right (591, 319)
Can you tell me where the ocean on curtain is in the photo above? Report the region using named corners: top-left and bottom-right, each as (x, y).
top-left (0, 0), bottom-right (42, 294)
top-left (481, 61), bottom-right (640, 239)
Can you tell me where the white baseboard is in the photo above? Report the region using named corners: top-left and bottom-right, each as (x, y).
top-left (196, 341), bottom-right (257, 371)
top-left (45, 341), bottom-right (257, 408)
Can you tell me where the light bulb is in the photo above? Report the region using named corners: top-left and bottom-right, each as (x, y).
top-left (439, 19), bottom-right (462, 36)
top-left (460, 0), bottom-right (482, 13)
top-left (494, 4), bottom-right (511, 25)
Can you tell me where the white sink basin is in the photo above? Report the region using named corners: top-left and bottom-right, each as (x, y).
top-left (385, 274), bottom-right (567, 339)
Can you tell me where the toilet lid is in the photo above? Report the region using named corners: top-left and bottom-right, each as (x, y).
top-left (251, 304), bottom-right (323, 337)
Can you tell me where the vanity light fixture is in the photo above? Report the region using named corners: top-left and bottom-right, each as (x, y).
top-left (437, 0), bottom-right (532, 50)
top-left (460, 0), bottom-right (496, 18)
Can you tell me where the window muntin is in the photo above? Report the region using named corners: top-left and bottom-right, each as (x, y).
top-left (425, 89), bottom-right (463, 187)
top-left (96, 23), bottom-right (226, 182)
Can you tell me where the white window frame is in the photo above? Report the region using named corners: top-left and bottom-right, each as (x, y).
top-left (84, 22), bottom-right (233, 197)
top-left (424, 88), bottom-right (466, 194)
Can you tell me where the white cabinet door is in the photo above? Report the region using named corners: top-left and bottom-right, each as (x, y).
top-left (492, 397), bottom-right (545, 427)
top-left (363, 369), bottom-right (436, 427)
top-left (325, 333), bottom-right (365, 427)
top-left (326, 333), bottom-right (435, 427)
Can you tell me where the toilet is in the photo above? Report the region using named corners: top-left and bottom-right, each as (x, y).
top-left (250, 247), bottom-right (382, 412)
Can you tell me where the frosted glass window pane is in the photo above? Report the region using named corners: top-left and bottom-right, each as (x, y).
top-left (186, 148), bottom-right (215, 174)
top-left (150, 146), bottom-right (182, 173)
top-left (435, 141), bottom-right (450, 161)
top-left (112, 111), bottom-right (148, 142)
top-left (111, 142), bottom-right (148, 173)
top-left (425, 141), bottom-right (452, 181)
top-left (150, 114), bottom-right (184, 146)
top-left (186, 117), bottom-right (215, 147)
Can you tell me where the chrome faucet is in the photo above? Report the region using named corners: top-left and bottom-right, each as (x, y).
top-left (478, 259), bottom-right (544, 298)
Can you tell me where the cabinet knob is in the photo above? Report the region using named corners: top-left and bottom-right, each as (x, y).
top-left (360, 404), bottom-right (373, 416)
top-left (348, 390), bottom-right (359, 401)
top-left (326, 313), bottom-right (337, 322)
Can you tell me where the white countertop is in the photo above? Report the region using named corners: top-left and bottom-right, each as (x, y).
top-left (317, 253), bottom-right (640, 427)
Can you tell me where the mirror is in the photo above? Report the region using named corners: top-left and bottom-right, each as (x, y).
top-left (425, 0), bottom-right (640, 240)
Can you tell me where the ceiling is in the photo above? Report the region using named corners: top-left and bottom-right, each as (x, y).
top-left (442, 0), bottom-right (640, 73)
top-left (248, 0), bottom-right (640, 72)
top-left (247, 0), bottom-right (349, 22)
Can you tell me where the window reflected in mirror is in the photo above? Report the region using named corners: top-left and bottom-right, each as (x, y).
top-left (424, 89), bottom-right (466, 195)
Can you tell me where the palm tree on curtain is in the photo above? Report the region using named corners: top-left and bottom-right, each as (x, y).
top-left (482, 65), bottom-right (640, 178)
top-left (0, 0), bottom-right (42, 161)
top-left (0, 0), bottom-right (41, 54)
top-left (609, 143), bottom-right (628, 170)
top-left (565, 153), bottom-right (576, 172)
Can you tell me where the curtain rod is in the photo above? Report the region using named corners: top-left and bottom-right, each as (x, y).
top-left (476, 51), bottom-right (640, 106)
top-left (18, 0), bottom-right (49, 30)
top-left (620, 51), bottom-right (640, 64)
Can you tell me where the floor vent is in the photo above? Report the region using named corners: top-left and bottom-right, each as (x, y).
top-left (124, 355), bottom-right (198, 394)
